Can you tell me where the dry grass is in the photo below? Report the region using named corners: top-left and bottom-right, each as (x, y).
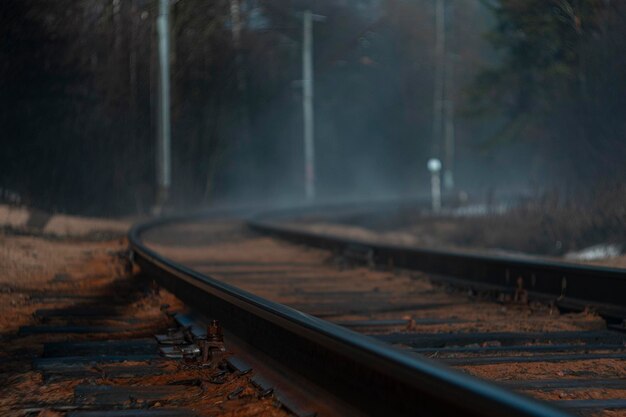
top-left (444, 185), bottom-right (626, 255)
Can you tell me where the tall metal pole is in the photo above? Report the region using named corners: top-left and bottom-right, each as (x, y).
top-left (156, 0), bottom-right (171, 212)
top-left (431, 0), bottom-right (445, 161)
top-left (443, 2), bottom-right (455, 190)
top-left (303, 10), bottom-right (315, 201)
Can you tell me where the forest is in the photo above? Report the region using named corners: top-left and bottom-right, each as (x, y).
top-left (1, 0), bottom-right (624, 215)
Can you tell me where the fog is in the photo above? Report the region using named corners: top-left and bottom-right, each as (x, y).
top-left (1, 0), bottom-right (625, 216)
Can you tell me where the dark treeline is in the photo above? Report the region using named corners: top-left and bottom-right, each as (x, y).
top-left (471, 0), bottom-right (626, 186)
top-left (1, 0), bottom-right (624, 215)
top-left (1, 0), bottom-right (156, 214)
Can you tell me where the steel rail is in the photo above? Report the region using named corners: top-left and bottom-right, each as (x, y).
top-left (248, 207), bottom-right (626, 320)
top-left (129, 212), bottom-right (572, 417)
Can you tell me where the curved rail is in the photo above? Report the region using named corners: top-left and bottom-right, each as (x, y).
top-left (129, 211), bottom-right (573, 417)
top-left (248, 206), bottom-right (626, 321)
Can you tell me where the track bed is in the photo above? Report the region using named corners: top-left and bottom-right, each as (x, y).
top-left (143, 218), bottom-right (626, 416)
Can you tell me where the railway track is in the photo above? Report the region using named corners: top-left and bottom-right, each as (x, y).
top-left (5, 205), bottom-right (625, 416)
top-left (135, 207), bottom-right (625, 416)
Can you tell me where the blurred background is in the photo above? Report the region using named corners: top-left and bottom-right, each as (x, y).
top-left (1, 0), bottom-right (625, 218)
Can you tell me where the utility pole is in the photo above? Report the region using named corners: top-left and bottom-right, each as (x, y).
top-left (443, 25), bottom-right (455, 190)
top-left (302, 10), bottom-right (315, 201)
top-left (431, 0), bottom-right (445, 162)
top-left (155, 0), bottom-right (171, 213)
top-left (433, 0), bottom-right (456, 192)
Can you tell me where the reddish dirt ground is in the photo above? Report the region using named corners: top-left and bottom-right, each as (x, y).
top-left (0, 224), bottom-right (287, 417)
